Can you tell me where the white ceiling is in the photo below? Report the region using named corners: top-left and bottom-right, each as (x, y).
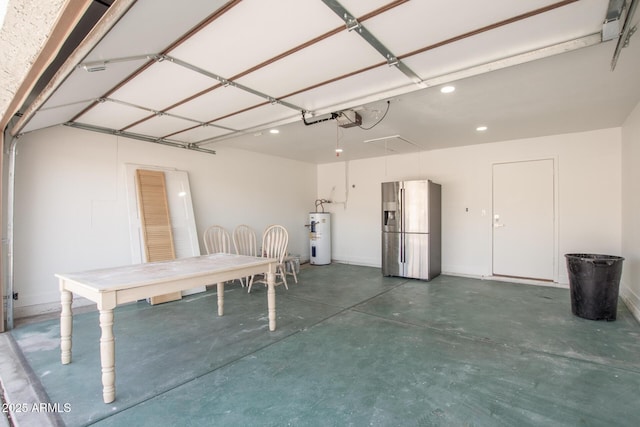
top-left (15, 0), bottom-right (640, 164)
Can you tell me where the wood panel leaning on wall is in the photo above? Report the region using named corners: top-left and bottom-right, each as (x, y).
top-left (135, 169), bottom-right (182, 304)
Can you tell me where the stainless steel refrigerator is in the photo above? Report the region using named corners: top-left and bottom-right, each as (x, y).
top-left (382, 180), bottom-right (441, 280)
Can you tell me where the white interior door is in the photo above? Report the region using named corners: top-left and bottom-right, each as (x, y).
top-left (125, 164), bottom-right (205, 296)
top-left (493, 159), bottom-right (555, 281)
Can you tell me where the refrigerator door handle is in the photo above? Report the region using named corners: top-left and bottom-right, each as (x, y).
top-left (399, 188), bottom-right (404, 236)
top-left (400, 188), bottom-right (405, 263)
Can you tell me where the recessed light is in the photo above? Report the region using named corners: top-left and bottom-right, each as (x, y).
top-left (335, 148), bottom-right (343, 153)
top-left (440, 85), bottom-right (455, 94)
top-left (476, 126), bottom-right (488, 132)
top-left (269, 129), bottom-right (280, 134)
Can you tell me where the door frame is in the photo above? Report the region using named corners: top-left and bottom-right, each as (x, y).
top-left (491, 157), bottom-right (560, 283)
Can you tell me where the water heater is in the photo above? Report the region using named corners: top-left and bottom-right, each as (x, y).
top-left (309, 212), bottom-right (331, 265)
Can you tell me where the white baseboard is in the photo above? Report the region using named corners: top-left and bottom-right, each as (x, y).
top-left (444, 271), bottom-right (569, 289)
top-left (331, 258), bottom-right (380, 268)
top-left (14, 297), bottom-right (96, 320)
top-left (442, 271), bottom-right (484, 280)
top-left (326, 255), bottom-right (379, 267)
top-left (486, 275), bottom-right (569, 289)
top-left (620, 285), bottom-right (640, 323)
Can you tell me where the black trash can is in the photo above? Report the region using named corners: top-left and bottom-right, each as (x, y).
top-left (565, 253), bottom-right (624, 321)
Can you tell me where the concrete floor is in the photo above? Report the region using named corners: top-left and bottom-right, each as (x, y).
top-left (2, 263), bottom-right (640, 426)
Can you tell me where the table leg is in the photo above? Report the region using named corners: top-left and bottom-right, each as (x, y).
top-left (267, 271), bottom-right (276, 331)
top-left (99, 309), bottom-right (116, 404)
top-left (60, 290), bottom-right (73, 364)
top-left (217, 282), bottom-right (224, 316)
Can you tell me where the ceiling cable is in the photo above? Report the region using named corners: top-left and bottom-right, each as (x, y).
top-left (335, 122), bottom-right (343, 156)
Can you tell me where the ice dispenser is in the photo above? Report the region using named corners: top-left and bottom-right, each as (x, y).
top-left (383, 202), bottom-right (398, 231)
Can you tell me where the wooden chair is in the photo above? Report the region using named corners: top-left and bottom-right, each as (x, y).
top-left (203, 225), bottom-right (231, 254)
top-left (233, 224), bottom-right (258, 287)
top-left (248, 225), bottom-right (289, 293)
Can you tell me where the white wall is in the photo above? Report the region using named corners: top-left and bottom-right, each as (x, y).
top-left (13, 126), bottom-right (316, 312)
top-left (621, 100), bottom-right (640, 319)
top-left (10, 124), bottom-right (626, 316)
top-left (318, 128), bottom-right (622, 283)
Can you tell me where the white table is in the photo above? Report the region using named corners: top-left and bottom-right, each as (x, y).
top-left (56, 253), bottom-right (277, 404)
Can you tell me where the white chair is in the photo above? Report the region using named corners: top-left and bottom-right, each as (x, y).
top-left (233, 224), bottom-right (258, 287)
top-left (283, 255), bottom-right (299, 284)
top-left (248, 225), bottom-right (289, 293)
top-left (203, 225), bottom-right (231, 254)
